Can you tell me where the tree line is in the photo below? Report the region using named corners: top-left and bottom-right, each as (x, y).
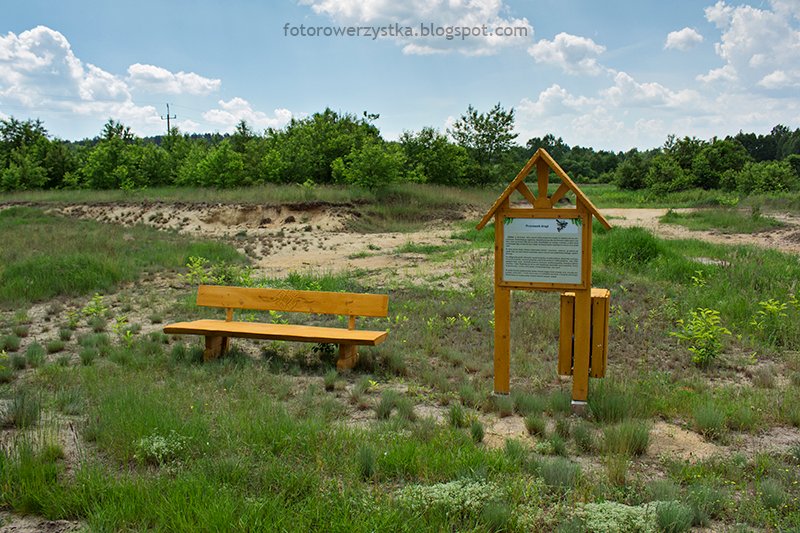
top-left (1, 105), bottom-right (799, 194)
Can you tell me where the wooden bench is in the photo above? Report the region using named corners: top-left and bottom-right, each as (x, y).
top-left (163, 285), bottom-right (389, 369)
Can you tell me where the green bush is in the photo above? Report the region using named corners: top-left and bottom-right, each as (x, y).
top-left (727, 160), bottom-right (796, 194)
top-left (671, 308), bottom-right (731, 368)
top-left (599, 227), bottom-right (660, 268)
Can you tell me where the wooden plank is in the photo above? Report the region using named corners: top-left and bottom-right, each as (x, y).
top-left (515, 182), bottom-right (537, 206)
top-left (590, 288), bottom-right (610, 378)
top-left (196, 286), bottom-right (388, 317)
top-left (497, 208), bottom-right (582, 219)
top-left (571, 289), bottom-right (591, 402)
top-left (549, 183), bottom-right (570, 206)
top-left (558, 293), bottom-right (575, 375)
top-left (534, 160), bottom-right (551, 209)
top-left (164, 319), bottom-right (388, 346)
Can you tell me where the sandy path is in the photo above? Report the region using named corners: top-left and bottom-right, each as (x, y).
top-left (601, 207), bottom-right (800, 255)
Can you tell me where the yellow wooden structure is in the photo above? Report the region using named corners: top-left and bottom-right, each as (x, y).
top-left (164, 285), bottom-right (389, 369)
top-left (477, 148), bottom-right (611, 408)
top-left (559, 288), bottom-right (610, 378)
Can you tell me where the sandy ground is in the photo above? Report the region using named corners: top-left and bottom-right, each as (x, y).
top-left (54, 204), bottom-right (800, 278)
top-left (2, 201), bottom-right (800, 531)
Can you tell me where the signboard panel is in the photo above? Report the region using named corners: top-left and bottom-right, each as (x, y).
top-left (502, 217), bottom-right (582, 285)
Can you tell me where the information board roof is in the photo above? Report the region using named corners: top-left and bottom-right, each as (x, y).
top-left (477, 148), bottom-right (612, 231)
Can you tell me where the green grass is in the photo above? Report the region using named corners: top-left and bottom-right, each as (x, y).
top-left (0, 207), bottom-right (246, 309)
top-left (660, 207), bottom-right (784, 233)
top-left (1, 187), bottom-right (800, 532)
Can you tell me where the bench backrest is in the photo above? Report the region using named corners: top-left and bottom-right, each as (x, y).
top-left (196, 285), bottom-right (389, 319)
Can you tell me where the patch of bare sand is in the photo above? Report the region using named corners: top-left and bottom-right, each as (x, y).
top-left (0, 513), bottom-right (84, 533)
top-left (647, 420), bottom-right (721, 462)
top-left (603, 207), bottom-right (800, 255)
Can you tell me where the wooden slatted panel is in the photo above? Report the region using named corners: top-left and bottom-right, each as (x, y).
top-left (164, 319), bottom-right (388, 346)
top-left (196, 285), bottom-right (389, 317)
top-left (590, 288), bottom-right (610, 378)
top-left (558, 292), bottom-right (575, 376)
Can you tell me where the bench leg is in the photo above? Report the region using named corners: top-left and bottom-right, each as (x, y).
top-left (337, 344), bottom-right (359, 370)
top-left (204, 335), bottom-right (230, 362)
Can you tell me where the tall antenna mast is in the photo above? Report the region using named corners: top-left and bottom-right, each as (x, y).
top-left (161, 103), bottom-right (177, 132)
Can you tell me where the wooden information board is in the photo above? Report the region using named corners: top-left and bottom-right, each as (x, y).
top-left (477, 149), bottom-right (612, 408)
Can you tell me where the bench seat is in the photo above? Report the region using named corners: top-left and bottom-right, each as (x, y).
top-left (163, 319), bottom-right (388, 346)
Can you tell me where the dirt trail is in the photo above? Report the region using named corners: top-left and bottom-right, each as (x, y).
top-left (602, 207), bottom-right (800, 255)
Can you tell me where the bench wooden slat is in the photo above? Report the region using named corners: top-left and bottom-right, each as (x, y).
top-left (164, 319), bottom-right (388, 346)
top-left (196, 285), bottom-right (388, 318)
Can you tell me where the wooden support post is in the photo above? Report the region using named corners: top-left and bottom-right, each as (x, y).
top-left (494, 287), bottom-right (511, 394)
top-left (337, 344), bottom-right (359, 370)
top-left (494, 208), bottom-right (511, 395)
top-left (204, 335), bottom-right (229, 362)
top-left (572, 210), bottom-right (594, 411)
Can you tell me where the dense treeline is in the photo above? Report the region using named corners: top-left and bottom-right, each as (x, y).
top-left (1, 106), bottom-right (799, 194)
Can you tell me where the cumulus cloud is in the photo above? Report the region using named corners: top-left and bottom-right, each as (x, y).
top-left (527, 33), bottom-right (606, 75)
top-left (600, 72), bottom-right (702, 110)
top-left (664, 27), bottom-right (704, 51)
top-left (570, 107), bottom-right (625, 140)
top-left (758, 69), bottom-right (800, 88)
top-left (0, 25), bottom-right (232, 137)
top-left (297, 0), bottom-right (532, 55)
top-left (127, 63), bottom-right (221, 95)
top-left (202, 98), bottom-right (292, 132)
top-left (701, 0), bottom-right (800, 90)
top-left (516, 84), bottom-right (596, 119)
top-left (0, 26), bottom-right (129, 105)
top-left (696, 64), bottom-right (738, 84)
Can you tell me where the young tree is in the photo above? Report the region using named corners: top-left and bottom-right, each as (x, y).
top-left (399, 127), bottom-right (469, 185)
top-left (331, 137), bottom-right (405, 191)
top-left (447, 103), bottom-right (518, 168)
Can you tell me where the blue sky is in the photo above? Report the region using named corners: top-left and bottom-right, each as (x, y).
top-left (2, 0), bottom-right (799, 152)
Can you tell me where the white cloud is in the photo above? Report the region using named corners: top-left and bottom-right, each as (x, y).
top-left (570, 107), bottom-right (625, 141)
top-left (696, 64), bottom-right (737, 84)
top-left (758, 69), bottom-right (800, 88)
top-left (0, 26), bottom-right (129, 106)
top-left (600, 72), bottom-right (702, 110)
top-left (0, 25), bottom-right (226, 136)
top-left (202, 98), bottom-right (292, 132)
top-left (701, 1), bottom-right (800, 90)
top-left (664, 27), bottom-right (704, 51)
top-left (632, 118), bottom-right (665, 139)
top-left (527, 32), bottom-right (606, 75)
top-left (517, 84), bottom-right (596, 119)
top-left (127, 63), bottom-right (221, 95)
top-left (297, 0), bottom-right (532, 55)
